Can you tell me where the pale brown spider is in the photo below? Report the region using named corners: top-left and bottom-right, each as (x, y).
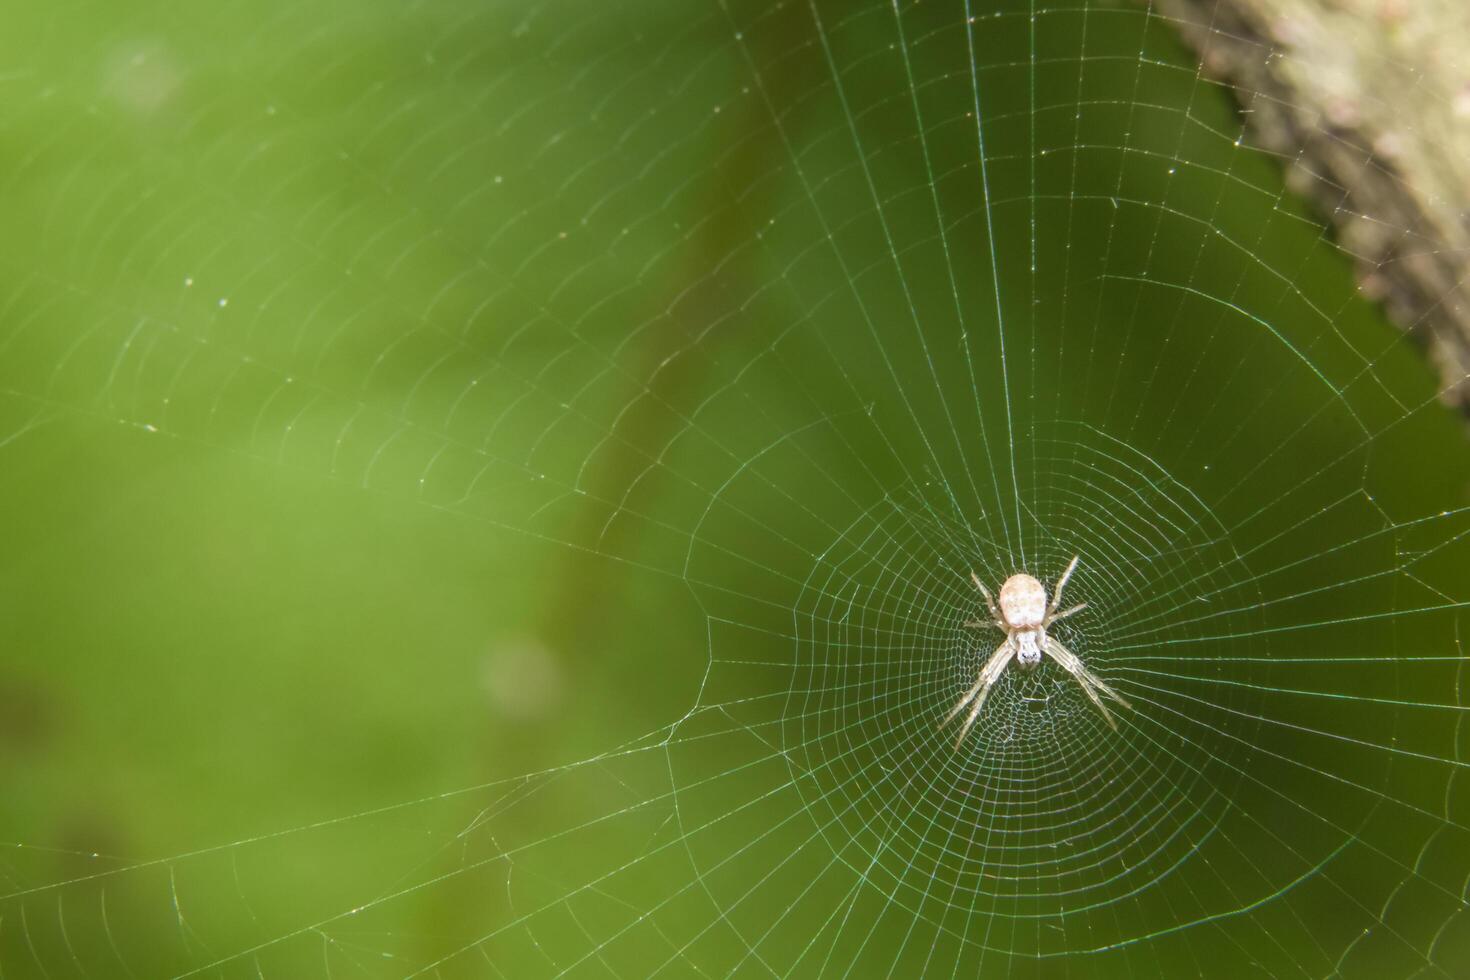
top-left (942, 556), bottom-right (1131, 746)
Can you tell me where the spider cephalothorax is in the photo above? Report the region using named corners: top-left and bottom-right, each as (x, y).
top-left (942, 556), bottom-right (1131, 747)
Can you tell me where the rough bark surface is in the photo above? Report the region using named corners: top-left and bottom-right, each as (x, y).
top-left (1153, 0), bottom-right (1470, 412)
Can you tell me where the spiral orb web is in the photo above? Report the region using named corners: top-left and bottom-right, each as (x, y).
top-left (2, 0), bottom-right (1470, 977)
top-left (666, 427), bottom-right (1272, 961)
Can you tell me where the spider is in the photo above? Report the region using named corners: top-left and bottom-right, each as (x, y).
top-left (942, 556), bottom-right (1131, 747)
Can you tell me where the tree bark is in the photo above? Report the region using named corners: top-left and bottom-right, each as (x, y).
top-left (1153, 0), bottom-right (1470, 414)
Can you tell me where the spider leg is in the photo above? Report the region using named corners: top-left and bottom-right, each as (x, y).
top-left (963, 619), bottom-right (1001, 630)
top-left (941, 638), bottom-right (1010, 726)
top-left (942, 637), bottom-right (1015, 748)
top-left (970, 571), bottom-right (1001, 623)
top-left (1045, 602), bottom-right (1087, 627)
top-left (1041, 635), bottom-right (1131, 730)
top-left (1047, 555), bottom-right (1081, 617)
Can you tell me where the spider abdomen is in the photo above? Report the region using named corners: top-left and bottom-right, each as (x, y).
top-left (998, 573), bottom-right (1047, 629)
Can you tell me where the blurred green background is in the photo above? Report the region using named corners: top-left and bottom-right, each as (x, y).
top-left (3, 1), bottom-right (1470, 977)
